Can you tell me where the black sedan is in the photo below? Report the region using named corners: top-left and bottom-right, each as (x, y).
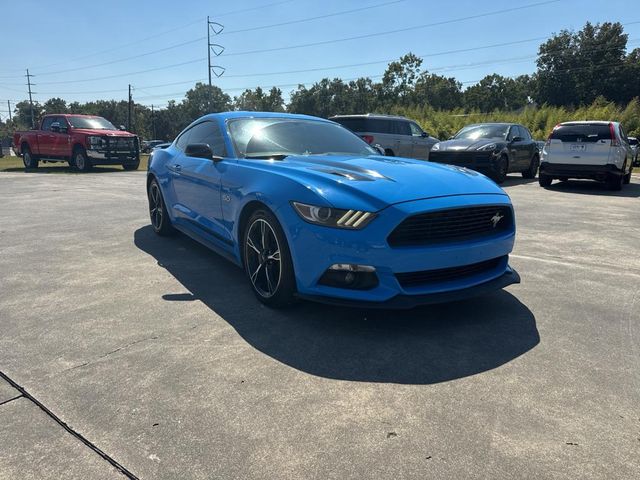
top-left (429, 123), bottom-right (539, 183)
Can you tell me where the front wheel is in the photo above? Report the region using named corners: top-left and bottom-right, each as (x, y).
top-left (493, 156), bottom-right (508, 184)
top-left (73, 148), bottom-right (92, 172)
top-left (148, 179), bottom-right (175, 236)
top-left (522, 155), bottom-right (539, 179)
top-left (122, 159), bottom-right (140, 171)
top-left (22, 147), bottom-right (39, 169)
top-left (539, 174), bottom-right (552, 187)
top-left (243, 209), bottom-right (296, 308)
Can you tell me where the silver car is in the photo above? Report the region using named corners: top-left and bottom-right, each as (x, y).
top-left (628, 136), bottom-right (639, 166)
top-left (539, 121), bottom-right (634, 191)
top-left (329, 114), bottom-right (439, 160)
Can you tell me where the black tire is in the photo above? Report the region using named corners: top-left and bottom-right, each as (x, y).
top-left (122, 159), bottom-right (140, 171)
top-left (242, 209), bottom-right (296, 308)
top-left (522, 155), bottom-right (539, 179)
top-left (148, 179), bottom-right (175, 236)
top-left (22, 145), bottom-right (39, 169)
top-left (606, 174), bottom-right (623, 191)
top-left (72, 147), bottom-right (92, 172)
top-left (538, 174), bottom-right (553, 187)
top-left (384, 149), bottom-right (395, 157)
top-left (493, 155), bottom-right (508, 184)
top-left (623, 164), bottom-right (632, 184)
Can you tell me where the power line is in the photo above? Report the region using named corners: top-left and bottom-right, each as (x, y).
top-left (220, 0), bottom-right (406, 36)
top-left (222, 0), bottom-right (563, 57)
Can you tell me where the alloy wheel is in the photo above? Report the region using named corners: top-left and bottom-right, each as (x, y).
top-left (245, 218), bottom-right (282, 298)
top-left (149, 183), bottom-right (163, 230)
top-left (75, 152), bottom-right (85, 170)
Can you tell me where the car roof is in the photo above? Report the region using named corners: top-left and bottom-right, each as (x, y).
top-left (329, 113), bottom-right (411, 121)
top-left (560, 121), bottom-right (615, 125)
top-left (202, 111), bottom-right (330, 122)
top-left (463, 122), bottom-right (517, 127)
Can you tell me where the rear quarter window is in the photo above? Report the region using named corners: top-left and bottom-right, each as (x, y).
top-left (334, 118), bottom-right (393, 134)
top-left (550, 124), bottom-right (611, 143)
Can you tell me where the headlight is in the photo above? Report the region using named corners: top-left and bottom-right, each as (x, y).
top-left (431, 142), bottom-right (440, 151)
top-left (478, 143), bottom-right (497, 151)
top-left (292, 202), bottom-right (376, 229)
top-left (87, 136), bottom-right (104, 149)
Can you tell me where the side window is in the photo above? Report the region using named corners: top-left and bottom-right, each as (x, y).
top-left (175, 128), bottom-right (192, 151)
top-left (393, 121), bottom-right (411, 136)
top-left (507, 126), bottom-right (517, 141)
top-left (518, 126), bottom-right (531, 141)
top-left (187, 121), bottom-right (228, 157)
top-left (619, 125), bottom-right (628, 143)
top-left (41, 117), bottom-right (54, 131)
top-left (409, 122), bottom-right (424, 137)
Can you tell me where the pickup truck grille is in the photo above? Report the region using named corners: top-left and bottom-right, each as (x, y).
top-left (106, 137), bottom-right (136, 151)
top-left (395, 256), bottom-right (504, 288)
top-left (388, 205), bottom-right (513, 247)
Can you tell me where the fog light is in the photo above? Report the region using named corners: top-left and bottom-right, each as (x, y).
top-left (319, 264), bottom-right (378, 290)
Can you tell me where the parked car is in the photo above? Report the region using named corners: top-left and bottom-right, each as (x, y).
top-left (428, 123), bottom-right (539, 183)
top-left (142, 140), bottom-right (166, 153)
top-left (147, 112), bottom-right (519, 308)
top-left (13, 114), bottom-right (139, 172)
top-left (539, 121), bottom-right (634, 190)
top-left (329, 114), bottom-right (439, 159)
top-left (628, 136), bottom-right (639, 166)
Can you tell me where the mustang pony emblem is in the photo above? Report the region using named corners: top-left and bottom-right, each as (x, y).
top-left (490, 212), bottom-right (504, 228)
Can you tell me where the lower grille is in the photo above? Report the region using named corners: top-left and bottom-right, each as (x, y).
top-left (395, 256), bottom-right (504, 288)
top-left (388, 205), bottom-right (513, 247)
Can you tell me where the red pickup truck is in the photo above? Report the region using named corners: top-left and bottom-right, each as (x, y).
top-left (13, 114), bottom-right (140, 171)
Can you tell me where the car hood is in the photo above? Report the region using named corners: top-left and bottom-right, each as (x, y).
top-left (250, 154), bottom-right (506, 211)
top-left (72, 128), bottom-right (136, 137)
top-left (435, 138), bottom-right (505, 152)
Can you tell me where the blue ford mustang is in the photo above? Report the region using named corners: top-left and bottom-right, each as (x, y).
top-left (147, 112), bottom-right (520, 308)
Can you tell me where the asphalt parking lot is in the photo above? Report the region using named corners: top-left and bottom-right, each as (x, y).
top-left (1, 170), bottom-right (639, 479)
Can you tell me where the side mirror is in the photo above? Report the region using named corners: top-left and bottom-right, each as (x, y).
top-left (373, 144), bottom-right (385, 156)
top-left (185, 143), bottom-right (222, 161)
top-left (50, 122), bottom-right (61, 133)
top-left (421, 132), bottom-right (429, 138)
top-left (119, 125), bottom-right (127, 131)
top-left (511, 136), bottom-right (523, 143)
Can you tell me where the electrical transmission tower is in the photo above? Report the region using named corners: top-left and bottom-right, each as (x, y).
top-left (207, 17), bottom-right (225, 112)
top-left (25, 69), bottom-right (36, 129)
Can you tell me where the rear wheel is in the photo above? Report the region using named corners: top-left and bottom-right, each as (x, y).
top-left (522, 155), bottom-right (539, 179)
top-left (243, 209), bottom-right (296, 308)
top-left (384, 149), bottom-right (395, 157)
top-left (538, 173), bottom-right (552, 187)
top-left (22, 146), bottom-right (39, 169)
top-left (148, 179), bottom-right (175, 236)
top-left (623, 164), bottom-right (632, 184)
top-left (73, 147), bottom-right (92, 172)
top-left (606, 173), bottom-right (623, 191)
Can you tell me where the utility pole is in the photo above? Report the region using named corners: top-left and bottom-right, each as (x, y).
top-left (127, 84), bottom-right (132, 132)
top-left (7, 100), bottom-right (12, 122)
top-left (25, 69), bottom-right (35, 129)
top-left (207, 17), bottom-right (225, 112)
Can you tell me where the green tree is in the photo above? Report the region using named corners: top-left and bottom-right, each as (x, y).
top-left (42, 97), bottom-right (68, 115)
top-left (381, 53), bottom-right (423, 105)
top-left (234, 87), bottom-right (285, 112)
top-left (183, 82), bottom-right (232, 119)
top-left (464, 74), bottom-right (531, 112)
top-left (413, 72), bottom-right (463, 110)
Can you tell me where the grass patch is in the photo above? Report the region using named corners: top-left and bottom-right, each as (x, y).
top-left (0, 155), bottom-right (150, 173)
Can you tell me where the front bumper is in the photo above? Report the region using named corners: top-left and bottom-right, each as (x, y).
top-left (87, 150), bottom-right (139, 165)
top-left (540, 162), bottom-right (622, 179)
top-left (297, 266), bottom-right (520, 309)
top-left (429, 151), bottom-right (499, 175)
top-left (277, 194), bottom-right (516, 305)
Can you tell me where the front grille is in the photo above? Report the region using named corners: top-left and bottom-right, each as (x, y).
top-left (396, 256), bottom-right (504, 288)
top-left (388, 205), bottom-right (512, 247)
top-left (107, 137), bottom-right (135, 151)
top-left (429, 151), bottom-right (490, 166)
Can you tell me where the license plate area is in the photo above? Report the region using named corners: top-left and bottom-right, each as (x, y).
top-left (570, 144), bottom-right (586, 151)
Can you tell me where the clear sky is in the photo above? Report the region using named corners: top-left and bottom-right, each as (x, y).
top-left (0, 0), bottom-right (638, 115)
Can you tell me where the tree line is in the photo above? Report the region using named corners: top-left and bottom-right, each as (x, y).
top-left (2, 21), bottom-right (639, 143)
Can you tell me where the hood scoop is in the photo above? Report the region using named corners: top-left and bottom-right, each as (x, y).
top-left (310, 167), bottom-right (394, 182)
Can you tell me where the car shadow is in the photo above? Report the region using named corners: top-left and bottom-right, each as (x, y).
top-left (544, 179), bottom-right (640, 198)
top-left (501, 176), bottom-right (538, 186)
top-left (134, 225), bottom-right (539, 385)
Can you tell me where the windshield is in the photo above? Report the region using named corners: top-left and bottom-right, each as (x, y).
top-left (454, 124), bottom-right (509, 141)
top-left (228, 118), bottom-right (376, 158)
top-left (67, 116), bottom-right (117, 130)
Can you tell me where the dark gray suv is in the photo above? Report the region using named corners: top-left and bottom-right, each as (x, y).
top-left (330, 114), bottom-right (439, 160)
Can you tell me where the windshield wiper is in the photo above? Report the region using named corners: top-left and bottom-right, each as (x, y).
top-left (245, 154), bottom-right (289, 160)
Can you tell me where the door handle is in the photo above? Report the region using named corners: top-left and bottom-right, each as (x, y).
top-left (169, 164), bottom-right (182, 173)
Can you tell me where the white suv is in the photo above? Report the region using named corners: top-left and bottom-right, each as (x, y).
top-left (539, 121), bottom-right (633, 191)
